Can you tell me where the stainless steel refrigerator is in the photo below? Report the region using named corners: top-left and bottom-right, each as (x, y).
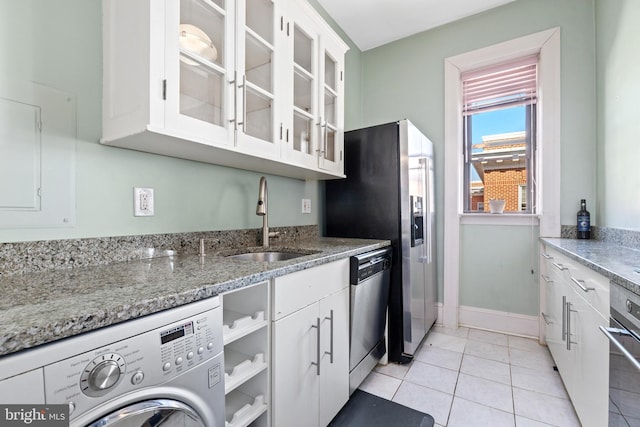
top-left (325, 119), bottom-right (437, 363)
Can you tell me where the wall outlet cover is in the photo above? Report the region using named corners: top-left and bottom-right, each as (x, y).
top-left (134, 187), bottom-right (154, 216)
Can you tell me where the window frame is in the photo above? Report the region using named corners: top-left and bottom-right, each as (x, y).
top-left (441, 28), bottom-right (561, 330)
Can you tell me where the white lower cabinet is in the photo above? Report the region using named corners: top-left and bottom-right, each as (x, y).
top-left (540, 245), bottom-right (609, 427)
top-left (271, 259), bottom-right (349, 427)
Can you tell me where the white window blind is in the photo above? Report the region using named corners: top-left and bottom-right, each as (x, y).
top-left (462, 55), bottom-right (538, 115)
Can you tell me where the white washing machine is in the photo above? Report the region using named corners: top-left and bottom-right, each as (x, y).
top-left (0, 297), bottom-right (225, 427)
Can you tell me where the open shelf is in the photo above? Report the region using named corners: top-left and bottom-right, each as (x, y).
top-left (225, 390), bottom-right (267, 427)
top-left (224, 349), bottom-right (267, 394)
top-left (222, 309), bottom-right (267, 345)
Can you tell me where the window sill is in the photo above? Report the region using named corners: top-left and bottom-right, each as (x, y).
top-left (460, 213), bottom-right (541, 226)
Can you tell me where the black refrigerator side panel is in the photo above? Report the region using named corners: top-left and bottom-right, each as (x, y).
top-left (325, 122), bottom-right (401, 239)
top-left (325, 122), bottom-right (405, 362)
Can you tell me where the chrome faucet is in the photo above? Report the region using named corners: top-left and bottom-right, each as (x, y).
top-left (256, 176), bottom-right (278, 248)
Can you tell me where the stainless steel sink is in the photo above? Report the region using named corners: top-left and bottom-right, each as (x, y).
top-left (226, 251), bottom-right (309, 262)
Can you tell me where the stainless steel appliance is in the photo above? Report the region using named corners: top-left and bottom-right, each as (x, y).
top-left (601, 281), bottom-right (640, 426)
top-left (325, 119), bottom-right (437, 363)
top-left (0, 297), bottom-right (225, 427)
top-left (349, 247), bottom-right (392, 394)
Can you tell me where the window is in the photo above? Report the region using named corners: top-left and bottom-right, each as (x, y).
top-left (461, 56), bottom-right (538, 214)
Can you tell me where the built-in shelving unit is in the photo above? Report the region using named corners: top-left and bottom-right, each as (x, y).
top-left (222, 281), bottom-right (270, 427)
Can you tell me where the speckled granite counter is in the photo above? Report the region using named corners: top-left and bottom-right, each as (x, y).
top-left (0, 237), bottom-right (389, 357)
top-left (540, 238), bottom-right (640, 296)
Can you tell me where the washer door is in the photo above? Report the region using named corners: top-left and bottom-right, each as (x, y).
top-left (86, 399), bottom-right (205, 427)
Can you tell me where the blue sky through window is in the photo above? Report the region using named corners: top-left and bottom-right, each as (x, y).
top-left (469, 105), bottom-right (527, 182)
top-left (471, 105), bottom-right (527, 147)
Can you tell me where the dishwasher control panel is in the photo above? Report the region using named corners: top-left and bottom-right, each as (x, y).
top-left (350, 247), bottom-right (393, 283)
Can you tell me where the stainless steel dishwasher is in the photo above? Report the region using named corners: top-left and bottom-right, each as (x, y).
top-left (349, 247), bottom-right (392, 394)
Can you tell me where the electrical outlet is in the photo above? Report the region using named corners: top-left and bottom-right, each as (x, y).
top-left (134, 187), bottom-right (154, 216)
top-left (301, 198), bottom-right (311, 214)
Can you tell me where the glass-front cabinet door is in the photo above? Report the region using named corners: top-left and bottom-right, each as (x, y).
top-left (235, 0), bottom-right (281, 158)
top-left (285, 1), bottom-right (321, 170)
top-left (317, 42), bottom-right (344, 174)
top-left (164, 0), bottom-right (235, 146)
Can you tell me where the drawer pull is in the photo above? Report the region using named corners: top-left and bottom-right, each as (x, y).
top-left (571, 276), bottom-right (595, 292)
top-left (542, 253), bottom-right (553, 259)
top-left (541, 274), bottom-right (553, 284)
top-left (541, 312), bottom-right (552, 325)
top-left (553, 262), bottom-right (568, 271)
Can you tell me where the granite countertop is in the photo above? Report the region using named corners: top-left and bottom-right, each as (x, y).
top-left (540, 237), bottom-right (640, 296)
top-left (0, 237), bottom-right (390, 357)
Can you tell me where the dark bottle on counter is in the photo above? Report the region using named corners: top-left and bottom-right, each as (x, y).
top-left (577, 199), bottom-right (591, 239)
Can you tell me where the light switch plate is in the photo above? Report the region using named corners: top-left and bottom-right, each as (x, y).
top-left (301, 198), bottom-right (311, 214)
top-left (134, 187), bottom-right (154, 216)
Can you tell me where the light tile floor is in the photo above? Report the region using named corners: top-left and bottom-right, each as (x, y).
top-left (358, 326), bottom-right (581, 427)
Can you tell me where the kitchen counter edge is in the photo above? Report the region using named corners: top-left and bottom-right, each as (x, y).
top-left (540, 237), bottom-right (640, 296)
top-left (0, 238), bottom-right (390, 357)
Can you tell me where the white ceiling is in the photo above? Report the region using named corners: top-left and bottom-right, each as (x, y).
top-left (317, 0), bottom-right (516, 51)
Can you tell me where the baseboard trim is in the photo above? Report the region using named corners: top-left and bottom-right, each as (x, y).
top-left (459, 305), bottom-right (539, 338)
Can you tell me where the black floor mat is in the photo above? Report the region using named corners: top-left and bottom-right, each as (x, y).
top-left (328, 390), bottom-right (435, 427)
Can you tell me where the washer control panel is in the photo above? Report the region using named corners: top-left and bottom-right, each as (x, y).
top-left (42, 303), bottom-right (222, 419)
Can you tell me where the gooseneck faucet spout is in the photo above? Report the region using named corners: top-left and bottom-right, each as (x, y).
top-left (257, 176), bottom-right (270, 248)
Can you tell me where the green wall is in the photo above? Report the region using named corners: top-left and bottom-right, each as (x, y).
top-left (0, 0), bottom-right (359, 243)
top-left (359, 0), bottom-right (597, 314)
top-left (460, 225), bottom-right (540, 316)
top-left (596, 0), bottom-right (640, 231)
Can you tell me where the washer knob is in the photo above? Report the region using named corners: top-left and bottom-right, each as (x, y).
top-left (89, 360), bottom-right (121, 391)
top-left (81, 353), bottom-right (125, 397)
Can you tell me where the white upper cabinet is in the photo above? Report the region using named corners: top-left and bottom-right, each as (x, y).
top-left (281, 0), bottom-right (348, 175)
top-left (165, 0), bottom-right (235, 146)
top-left (102, 0), bottom-right (348, 180)
top-left (234, 0), bottom-right (283, 158)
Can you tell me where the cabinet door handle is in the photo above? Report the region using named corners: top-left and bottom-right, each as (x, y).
top-left (562, 295), bottom-right (567, 341)
top-left (542, 253), bottom-right (553, 259)
top-left (553, 262), bottom-right (568, 271)
top-left (541, 312), bottom-right (552, 325)
top-left (571, 276), bottom-right (595, 292)
top-left (600, 326), bottom-right (640, 372)
top-left (230, 72), bottom-right (238, 130)
top-left (541, 274), bottom-right (553, 283)
top-left (566, 301), bottom-right (577, 350)
top-left (311, 317), bottom-right (321, 376)
top-left (323, 121), bottom-right (328, 159)
top-left (238, 75), bottom-right (247, 132)
top-left (325, 309), bottom-right (334, 364)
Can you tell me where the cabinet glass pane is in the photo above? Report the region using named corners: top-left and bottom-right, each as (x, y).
top-left (324, 128), bottom-right (336, 162)
top-left (294, 26), bottom-right (313, 73)
top-left (245, 88), bottom-right (273, 142)
top-left (324, 90), bottom-right (336, 127)
top-left (293, 112), bottom-right (313, 155)
top-left (294, 70), bottom-right (313, 112)
top-left (246, 33), bottom-right (272, 93)
top-left (180, 60), bottom-right (225, 126)
top-left (325, 53), bottom-right (336, 91)
top-left (180, 0), bottom-right (225, 68)
top-left (246, 0), bottom-right (273, 44)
